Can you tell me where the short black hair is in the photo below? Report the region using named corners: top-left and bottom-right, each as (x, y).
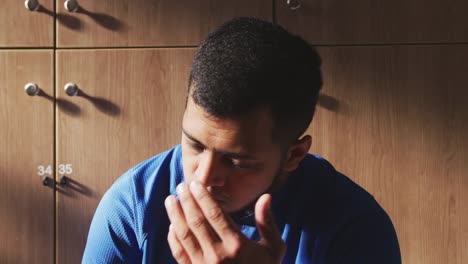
top-left (189, 17), bottom-right (322, 145)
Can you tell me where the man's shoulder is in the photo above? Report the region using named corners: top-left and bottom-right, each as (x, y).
top-left (299, 153), bottom-right (376, 203)
top-left (127, 145), bottom-right (182, 179)
top-left (285, 154), bottom-right (400, 262)
top-left (98, 145), bottom-right (183, 236)
top-left (83, 146), bottom-right (183, 262)
top-left (113, 145), bottom-right (183, 191)
top-left (294, 154), bottom-right (384, 226)
top-left (298, 155), bottom-right (401, 262)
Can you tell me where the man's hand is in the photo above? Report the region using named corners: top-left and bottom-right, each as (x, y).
top-left (164, 181), bottom-right (286, 264)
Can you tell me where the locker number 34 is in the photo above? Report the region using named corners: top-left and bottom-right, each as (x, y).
top-left (37, 165), bottom-right (52, 176)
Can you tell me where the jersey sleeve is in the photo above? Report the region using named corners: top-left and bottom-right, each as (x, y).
top-left (82, 173), bottom-right (142, 264)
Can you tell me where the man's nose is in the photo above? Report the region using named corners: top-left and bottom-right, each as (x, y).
top-left (195, 152), bottom-right (225, 187)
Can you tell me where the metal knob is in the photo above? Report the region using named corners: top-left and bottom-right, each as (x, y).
top-left (24, 82), bottom-right (40, 96)
top-left (24, 0), bottom-right (40, 11)
top-left (64, 82), bottom-right (79, 96)
top-left (287, 0), bottom-right (301, 10)
top-left (42, 176), bottom-right (52, 186)
top-left (59, 175), bottom-right (68, 186)
top-left (64, 0), bottom-right (79, 12)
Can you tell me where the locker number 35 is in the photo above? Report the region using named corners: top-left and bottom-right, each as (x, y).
top-left (58, 164), bottom-right (73, 175)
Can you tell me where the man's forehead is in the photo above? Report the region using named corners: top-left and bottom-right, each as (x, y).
top-left (185, 98), bottom-right (274, 134)
top-left (183, 99), bottom-right (276, 152)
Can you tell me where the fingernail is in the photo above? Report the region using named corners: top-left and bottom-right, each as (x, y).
top-left (189, 181), bottom-right (203, 197)
top-left (176, 183), bottom-right (188, 196)
top-left (165, 195), bottom-right (176, 208)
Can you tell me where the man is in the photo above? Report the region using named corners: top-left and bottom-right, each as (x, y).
top-left (82, 17), bottom-right (401, 263)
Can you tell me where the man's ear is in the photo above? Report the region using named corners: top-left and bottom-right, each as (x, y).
top-left (282, 135), bottom-right (312, 172)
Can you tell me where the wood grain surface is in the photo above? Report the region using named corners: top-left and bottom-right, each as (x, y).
top-left (276, 0), bottom-right (468, 45)
top-left (56, 0), bottom-right (272, 47)
top-left (0, 0), bottom-right (54, 47)
top-left (0, 50), bottom-right (54, 263)
top-left (55, 48), bottom-right (195, 263)
top-left (308, 45), bottom-right (468, 263)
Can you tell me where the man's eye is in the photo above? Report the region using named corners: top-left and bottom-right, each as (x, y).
top-left (231, 162), bottom-right (248, 169)
top-left (225, 158), bottom-right (250, 169)
top-left (191, 144), bottom-right (204, 152)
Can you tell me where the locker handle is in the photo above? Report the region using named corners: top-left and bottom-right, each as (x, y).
top-left (42, 176), bottom-right (53, 186)
top-left (64, 0), bottom-right (79, 12)
top-left (59, 175), bottom-right (68, 186)
top-left (64, 83), bottom-right (79, 96)
top-left (24, 0), bottom-right (40, 11)
top-left (287, 0), bottom-right (301, 10)
top-left (24, 83), bottom-right (41, 96)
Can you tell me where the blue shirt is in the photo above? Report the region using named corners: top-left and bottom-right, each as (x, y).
top-left (82, 145), bottom-right (401, 263)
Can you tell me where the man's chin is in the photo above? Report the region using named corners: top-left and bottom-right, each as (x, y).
top-left (225, 201), bottom-right (256, 215)
top-left (215, 199), bottom-right (232, 212)
top-left (215, 200), bottom-right (242, 214)
top-left (209, 192), bottom-right (252, 214)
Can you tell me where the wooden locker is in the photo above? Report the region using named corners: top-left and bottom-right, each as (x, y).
top-left (276, 0), bottom-right (468, 45)
top-left (0, 0), bottom-right (54, 47)
top-left (0, 50), bottom-right (54, 263)
top-left (55, 48), bottom-right (195, 263)
top-left (56, 0), bottom-right (272, 47)
top-left (307, 45), bottom-right (468, 263)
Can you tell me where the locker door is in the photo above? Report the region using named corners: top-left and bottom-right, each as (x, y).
top-left (56, 0), bottom-right (272, 47)
top-left (276, 0), bottom-right (468, 45)
top-left (308, 45), bottom-right (468, 263)
top-left (56, 48), bottom-right (195, 263)
top-left (0, 0), bottom-right (54, 47)
top-left (0, 50), bottom-right (54, 263)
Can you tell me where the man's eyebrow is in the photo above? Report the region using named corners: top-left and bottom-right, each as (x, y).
top-left (220, 151), bottom-right (258, 161)
top-left (182, 128), bottom-right (205, 146)
top-left (182, 128), bottom-right (258, 161)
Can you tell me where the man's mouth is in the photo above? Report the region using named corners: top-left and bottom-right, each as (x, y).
top-left (207, 188), bottom-right (230, 204)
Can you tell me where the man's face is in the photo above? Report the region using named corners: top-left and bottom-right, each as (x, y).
top-left (181, 97), bottom-right (286, 213)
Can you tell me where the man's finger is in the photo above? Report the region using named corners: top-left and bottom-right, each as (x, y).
top-left (255, 193), bottom-right (285, 253)
top-left (167, 224), bottom-right (191, 264)
top-left (189, 181), bottom-right (241, 243)
top-left (164, 195), bottom-right (201, 260)
top-left (176, 182), bottom-right (221, 252)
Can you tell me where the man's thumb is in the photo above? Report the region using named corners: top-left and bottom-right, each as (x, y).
top-left (255, 193), bottom-right (284, 250)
